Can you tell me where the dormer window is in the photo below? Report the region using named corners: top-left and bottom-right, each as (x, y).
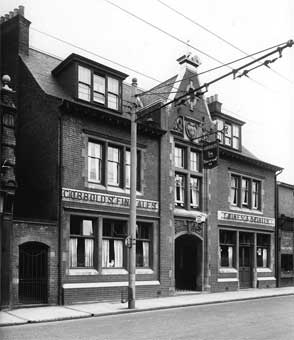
top-left (78, 65), bottom-right (121, 111)
top-left (216, 118), bottom-right (241, 150)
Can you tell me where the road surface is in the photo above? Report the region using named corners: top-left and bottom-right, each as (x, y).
top-left (1, 295), bottom-right (294, 340)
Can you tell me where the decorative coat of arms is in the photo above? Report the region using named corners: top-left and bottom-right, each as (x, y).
top-left (185, 120), bottom-right (199, 140)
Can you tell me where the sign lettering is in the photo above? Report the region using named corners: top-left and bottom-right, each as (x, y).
top-left (218, 210), bottom-right (275, 227)
top-left (62, 188), bottom-right (159, 212)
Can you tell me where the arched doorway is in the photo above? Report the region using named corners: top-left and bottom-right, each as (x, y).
top-left (175, 234), bottom-right (202, 291)
top-left (19, 242), bottom-right (48, 304)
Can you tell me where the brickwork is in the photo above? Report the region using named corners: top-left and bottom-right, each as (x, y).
top-left (11, 220), bottom-right (58, 305)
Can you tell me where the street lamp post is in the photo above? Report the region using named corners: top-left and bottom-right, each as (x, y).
top-left (128, 78), bottom-right (139, 309)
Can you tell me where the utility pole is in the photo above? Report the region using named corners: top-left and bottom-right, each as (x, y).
top-left (128, 78), bottom-right (139, 309)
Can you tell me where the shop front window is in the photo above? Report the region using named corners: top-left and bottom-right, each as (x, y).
top-left (257, 234), bottom-right (270, 268)
top-left (219, 230), bottom-right (236, 268)
top-left (136, 222), bottom-right (152, 268)
top-left (69, 216), bottom-right (94, 268)
top-left (102, 219), bottom-right (126, 268)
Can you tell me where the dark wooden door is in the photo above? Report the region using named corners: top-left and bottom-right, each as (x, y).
top-left (239, 245), bottom-right (252, 288)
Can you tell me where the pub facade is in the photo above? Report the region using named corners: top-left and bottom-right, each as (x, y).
top-left (0, 6), bottom-right (284, 307)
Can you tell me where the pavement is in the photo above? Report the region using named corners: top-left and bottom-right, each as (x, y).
top-left (1, 286), bottom-right (294, 327)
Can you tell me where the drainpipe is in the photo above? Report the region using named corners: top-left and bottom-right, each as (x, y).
top-left (57, 103), bottom-right (64, 305)
top-left (275, 169), bottom-right (283, 287)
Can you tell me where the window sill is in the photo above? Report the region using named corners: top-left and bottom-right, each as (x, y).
top-left (219, 267), bottom-right (237, 274)
top-left (68, 269), bottom-right (99, 276)
top-left (230, 206), bottom-right (263, 215)
top-left (87, 183), bottom-right (143, 196)
top-left (101, 268), bottom-right (128, 275)
top-left (136, 268), bottom-right (154, 274)
top-left (257, 267), bottom-right (272, 273)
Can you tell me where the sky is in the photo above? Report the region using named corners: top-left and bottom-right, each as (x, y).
top-left (1, 0), bottom-right (294, 184)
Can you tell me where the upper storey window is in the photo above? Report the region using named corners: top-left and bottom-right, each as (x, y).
top-left (78, 66), bottom-right (121, 111)
top-left (216, 119), bottom-right (241, 151)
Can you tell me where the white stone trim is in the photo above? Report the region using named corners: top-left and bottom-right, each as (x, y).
top-left (101, 268), bottom-right (128, 275)
top-left (257, 268), bottom-right (272, 273)
top-left (257, 277), bottom-right (276, 281)
top-left (68, 269), bottom-right (99, 276)
top-left (63, 280), bottom-right (160, 289)
top-left (217, 278), bottom-right (239, 282)
top-left (136, 268), bottom-right (154, 274)
top-left (219, 267), bottom-right (238, 274)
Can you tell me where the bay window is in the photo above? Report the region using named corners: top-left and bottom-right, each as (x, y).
top-left (69, 216), bottom-right (95, 268)
top-left (215, 118), bottom-right (241, 150)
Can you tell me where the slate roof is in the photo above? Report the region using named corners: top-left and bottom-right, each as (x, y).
top-left (20, 48), bottom-right (281, 171)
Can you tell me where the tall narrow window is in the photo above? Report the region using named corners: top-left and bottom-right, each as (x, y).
top-left (242, 178), bottom-right (250, 207)
top-left (257, 234), bottom-right (270, 268)
top-left (190, 151), bottom-right (200, 172)
top-left (231, 175), bottom-right (240, 206)
top-left (125, 150), bottom-right (131, 189)
top-left (216, 119), bottom-right (224, 143)
top-left (190, 177), bottom-right (200, 209)
top-left (78, 66), bottom-right (91, 101)
top-left (108, 146), bottom-right (120, 186)
top-left (108, 77), bottom-right (119, 110)
top-left (232, 124), bottom-right (240, 149)
top-left (136, 223), bottom-right (151, 268)
top-left (69, 216), bottom-right (94, 268)
top-left (175, 174), bottom-right (185, 207)
top-left (252, 180), bottom-right (261, 210)
top-left (88, 142), bottom-right (102, 183)
top-left (93, 74), bottom-right (105, 104)
top-left (174, 146), bottom-right (184, 168)
top-left (102, 220), bottom-right (126, 268)
top-left (219, 230), bottom-right (236, 268)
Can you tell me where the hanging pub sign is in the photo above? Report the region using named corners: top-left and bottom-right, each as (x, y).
top-left (202, 140), bottom-right (219, 169)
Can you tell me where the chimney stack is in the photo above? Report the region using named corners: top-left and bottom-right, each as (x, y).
top-left (177, 53), bottom-right (201, 72)
top-left (206, 94), bottom-right (222, 113)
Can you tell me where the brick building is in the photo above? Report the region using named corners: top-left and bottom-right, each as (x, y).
top-left (0, 7), bottom-right (283, 307)
top-left (206, 96), bottom-right (282, 291)
top-left (276, 182), bottom-right (294, 286)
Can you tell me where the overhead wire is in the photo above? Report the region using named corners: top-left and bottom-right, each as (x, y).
top-left (138, 41), bottom-right (289, 97)
top-left (102, 0), bottom-right (285, 93)
top-left (157, 0), bottom-right (294, 86)
top-left (136, 40), bottom-right (293, 120)
top-left (31, 27), bottom-right (162, 84)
